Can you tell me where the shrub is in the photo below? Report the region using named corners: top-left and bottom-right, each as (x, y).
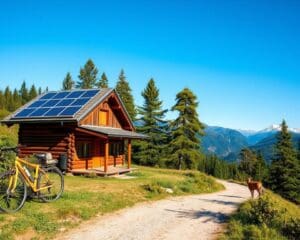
top-left (143, 181), bottom-right (164, 194)
top-left (222, 192), bottom-right (300, 240)
top-left (281, 218), bottom-right (300, 240)
top-left (240, 196), bottom-right (281, 227)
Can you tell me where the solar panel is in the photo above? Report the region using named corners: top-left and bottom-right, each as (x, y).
top-left (53, 92), bottom-right (70, 99)
top-left (40, 92), bottom-right (57, 100)
top-left (71, 98), bottom-right (89, 106)
top-left (82, 90), bottom-right (98, 98)
top-left (67, 91), bottom-right (85, 98)
top-left (15, 108), bottom-right (36, 117)
top-left (30, 108), bottom-right (51, 117)
top-left (44, 107), bottom-right (65, 116)
top-left (56, 99), bottom-right (74, 106)
top-left (13, 89), bottom-right (100, 119)
top-left (28, 100), bottom-right (47, 108)
top-left (41, 99), bottom-right (60, 107)
top-left (59, 106), bottom-right (81, 116)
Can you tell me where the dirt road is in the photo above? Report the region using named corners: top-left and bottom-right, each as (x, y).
top-left (59, 180), bottom-right (250, 240)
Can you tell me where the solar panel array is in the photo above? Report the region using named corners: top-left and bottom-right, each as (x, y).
top-left (13, 89), bottom-right (100, 118)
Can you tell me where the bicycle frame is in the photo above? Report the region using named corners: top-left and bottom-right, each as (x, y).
top-left (8, 157), bottom-right (53, 193)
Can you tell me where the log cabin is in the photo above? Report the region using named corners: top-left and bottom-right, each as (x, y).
top-left (2, 88), bottom-right (146, 175)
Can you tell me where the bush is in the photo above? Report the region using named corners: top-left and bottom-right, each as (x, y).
top-left (237, 196), bottom-right (281, 227)
top-left (222, 192), bottom-right (300, 240)
top-left (143, 181), bottom-right (165, 194)
top-left (281, 218), bottom-right (300, 240)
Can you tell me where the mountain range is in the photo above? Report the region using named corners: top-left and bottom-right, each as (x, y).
top-left (201, 124), bottom-right (300, 163)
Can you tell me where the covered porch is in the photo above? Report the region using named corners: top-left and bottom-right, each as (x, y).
top-left (71, 125), bottom-right (146, 175)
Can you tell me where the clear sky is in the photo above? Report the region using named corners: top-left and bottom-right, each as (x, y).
top-left (0, 0), bottom-right (299, 130)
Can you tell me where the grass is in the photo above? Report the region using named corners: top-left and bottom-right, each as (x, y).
top-left (220, 190), bottom-right (300, 240)
top-left (0, 166), bottom-right (224, 240)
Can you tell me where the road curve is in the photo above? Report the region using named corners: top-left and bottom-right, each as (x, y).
top-left (58, 180), bottom-right (250, 240)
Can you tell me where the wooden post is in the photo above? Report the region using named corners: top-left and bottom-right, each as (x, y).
top-left (104, 140), bottom-right (109, 173)
top-left (127, 139), bottom-right (131, 169)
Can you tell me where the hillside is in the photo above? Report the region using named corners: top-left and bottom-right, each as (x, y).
top-left (201, 124), bottom-right (300, 163)
top-left (221, 190), bottom-right (300, 240)
top-left (250, 132), bottom-right (300, 163)
top-left (201, 126), bottom-right (248, 160)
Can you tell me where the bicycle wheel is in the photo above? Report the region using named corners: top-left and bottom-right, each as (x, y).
top-left (37, 166), bottom-right (64, 202)
top-left (0, 170), bottom-right (27, 213)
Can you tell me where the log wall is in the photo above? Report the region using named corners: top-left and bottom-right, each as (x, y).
top-left (18, 123), bottom-right (125, 172)
top-left (18, 123), bottom-right (73, 170)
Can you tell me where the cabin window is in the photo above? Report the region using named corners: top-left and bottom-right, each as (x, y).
top-left (76, 142), bottom-right (92, 158)
top-left (99, 110), bottom-right (108, 125)
top-left (109, 142), bottom-right (124, 156)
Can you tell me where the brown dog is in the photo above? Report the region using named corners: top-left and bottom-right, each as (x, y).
top-left (247, 178), bottom-right (263, 198)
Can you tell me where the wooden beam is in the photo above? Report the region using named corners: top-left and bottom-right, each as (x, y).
top-left (104, 140), bottom-right (109, 173)
top-left (127, 139), bottom-right (131, 169)
top-left (111, 106), bottom-right (121, 110)
top-left (75, 127), bottom-right (107, 139)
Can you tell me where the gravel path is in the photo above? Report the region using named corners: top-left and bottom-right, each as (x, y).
top-left (59, 180), bottom-right (250, 240)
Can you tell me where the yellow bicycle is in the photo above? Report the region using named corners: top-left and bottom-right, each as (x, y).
top-left (0, 147), bottom-right (64, 213)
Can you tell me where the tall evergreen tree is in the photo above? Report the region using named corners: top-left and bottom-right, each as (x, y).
top-left (4, 87), bottom-right (14, 112)
top-left (12, 89), bottom-right (21, 110)
top-left (168, 88), bottom-right (205, 169)
top-left (254, 151), bottom-right (267, 181)
top-left (297, 140), bottom-right (300, 162)
top-left (38, 87), bottom-right (42, 95)
top-left (134, 78), bottom-right (168, 166)
top-left (238, 148), bottom-right (258, 177)
top-left (97, 72), bottom-right (109, 88)
top-left (115, 69), bottom-right (136, 120)
top-left (268, 120), bottom-right (300, 203)
top-left (19, 81), bottom-right (29, 104)
top-left (77, 59), bottom-right (98, 89)
top-left (0, 91), bottom-right (4, 109)
top-left (29, 84), bottom-right (38, 100)
top-left (62, 72), bottom-right (74, 90)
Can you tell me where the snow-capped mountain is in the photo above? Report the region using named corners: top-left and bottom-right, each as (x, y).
top-left (259, 124), bottom-right (300, 134)
top-left (200, 123), bottom-right (300, 163)
top-left (238, 124), bottom-right (300, 145)
top-left (237, 129), bottom-right (257, 137)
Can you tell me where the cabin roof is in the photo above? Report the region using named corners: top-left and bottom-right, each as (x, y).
top-left (79, 125), bottom-right (147, 139)
top-left (1, 88), bottom-right (132, 127)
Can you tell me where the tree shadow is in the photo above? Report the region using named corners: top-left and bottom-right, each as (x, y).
top-left (165, 208), bottom-right (229, 223)
top-left (199, 199), bottom-right (239, 206)
top-left (218, 194), bottom-right (245, 199)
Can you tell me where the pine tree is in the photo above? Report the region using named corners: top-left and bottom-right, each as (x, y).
top-left (29, 84), bottom-right (37, 100)
top-left (254, 151), bottom-right (267, 181)
top-left (19, 81), bottom-right (29, 104)
top-left (268, 120), bottom-right (300, 203)
top-left (238, 148), bottom-right (258, 177)
top-left (168, 88), bottom-right (205, 169)
top-left (97, 72), bottom-right (109, 88)
top-left (297, 140), bottom-right (300, 162)
top-left (62, 72), bottom-right (74, 90)
top-left (0, 91), bottom-right (4, 109)
top-left (115, 69), bottom-right (136, 120)
top-left (134, 78), bottom-right (168, 166)
top-left (77, 59), bottom-right (98, 89)
top-left (4, 87), bottom-right (14, 112)
top-left (12, 89), bottom-right (21, 110)
top-left (38, 87), bottom-right (42, 95)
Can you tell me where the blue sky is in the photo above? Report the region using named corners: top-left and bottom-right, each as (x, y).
top-left (0, 0), bottom-right (299, 130)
